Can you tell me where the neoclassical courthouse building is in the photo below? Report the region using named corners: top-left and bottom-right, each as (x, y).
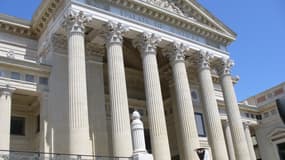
top-left (0, 0), bottom-right (281, 160)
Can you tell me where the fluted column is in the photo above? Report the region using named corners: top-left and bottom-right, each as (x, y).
top-left (64, 10), bottom-right (92, 155)
top-left (39, 92), bottom-right (49, 153)
top-left (164, 43), bottom-right (200, 160)
top-left (197, 51), bottom-right (229, 160)
top-left (0, 86), bottom-right (14, 152)
top-left (133, 32), bottom-right (171, 160)
top-left (104, 21), bottom-right (133, 157)
top-left (217, 59), bottom-right (250, 160)
top-left (244, 122), bottom-right (256, 160)
top-left (223, 121), bottom-right (236, 160)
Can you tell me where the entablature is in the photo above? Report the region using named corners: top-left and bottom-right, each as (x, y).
top-left (73, 0), bottom-right (234, 50)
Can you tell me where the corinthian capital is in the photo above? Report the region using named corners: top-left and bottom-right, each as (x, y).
top-left (216, 58), bottom-right (234, 76)
top-left (104, 21), bottom-right (129, 46)
top-left (63, 9), bottom-right (92, 34)
top-left (197, 50), bottom-right (213, 70)
top-left (133, 32), bottom-right (161, 57)
top-left (163, 42), bottom-right (189, 65)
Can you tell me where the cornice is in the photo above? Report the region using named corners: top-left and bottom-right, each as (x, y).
top-left (105, 0), bottom-right (235, 45)
top-left (31, 0), bottom-right (63, 37)
top-left (0, 14), bottom-right (37, 39)
top-left (0, 56), bottom-right (51, 74)
top-left (176, 0), bottom-right (237, 37)
top-left (0, 0), bottom-right (63, 39)
top-left (0, 0), bottom-right (235, 46)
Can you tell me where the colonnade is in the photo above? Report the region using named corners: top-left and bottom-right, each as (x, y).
top-left (61, 10), bottom-right (252, 159)
top-left (0, 10), bottom-right (257, 160)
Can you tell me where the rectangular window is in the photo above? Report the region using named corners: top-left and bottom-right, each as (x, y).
top-left (36, 115), bottom-right (40, 133)
top-left (39, 77), bottom-right (48, 85)
top-left (0, 70), bottom-right (3, 77)
top-left (256, 114), bottom-right (262, 120)
top-left (195, 112), bottom-right (206, 137)
top-left (11, 72), bottom-right (21, 80)
top-left (144, 129), bottom-right (152, 153)
top-left (25, 74), bottom-right (35, 82)
top-left (10, 116), bottom-right (25, 136)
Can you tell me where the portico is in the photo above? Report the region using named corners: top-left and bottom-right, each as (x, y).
top-left (0, 0), bottom-right (257, 160)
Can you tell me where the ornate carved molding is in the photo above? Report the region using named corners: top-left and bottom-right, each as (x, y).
top-left (32, 0), bottom-right (62, 36)
top-left (163, 42), bottom-right (189, 64)
top-left (63, 10), bottom-right (92, 34)
top-left (215, 58), bottom-right (234, 76)
top-left (197, 50), bottom-right (213, 70)
top-left (0, 20), bottom-right (37, 39)
top-left (139, 0), bottom-right (184, 16)
top-left (104, 0), bottom-right (235, 45)
top-left (86, 42), bottom-right (105, 62)
top-left (103, 21), bottom-right (129, 46)
top-left (133, 32), bottom-right (161, 57)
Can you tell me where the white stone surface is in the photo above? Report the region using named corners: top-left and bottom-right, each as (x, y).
top-left (133, 32), bottom-right (171, 160)
top-left (197, 52), bottom-right (229, 160)
top-left (0, 87), bottom-right (13, 151)
top-left (39, 92), bottom-right (49, 153)
top-left (166, 43), bottom-right (200, 160)
top-left (131, 111), bottom-right (153, 160)
top-left (105, 21), bottom-right (133, 157)
top-left (218, 59), bottom-right (251, 160)
top-left (86, 59), bottom-right (110, 156)
top-left (223, 121), bottom-right (236, 160)
top-left (65, 10), bottom-right (92, 155)
top-left (244, 123), bottom-right (257, 160)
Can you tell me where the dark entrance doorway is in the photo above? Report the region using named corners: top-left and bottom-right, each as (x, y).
top-left (278, 142), bottom-right (285, 160)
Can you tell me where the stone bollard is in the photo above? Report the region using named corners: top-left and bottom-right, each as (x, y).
top-left (131, 111), bottom-right (153, 160)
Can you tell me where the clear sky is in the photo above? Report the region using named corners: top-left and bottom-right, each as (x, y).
top-left (0, 0), bottom-right (284, 101)
top-left (197, 0), bottom-right (285, 101)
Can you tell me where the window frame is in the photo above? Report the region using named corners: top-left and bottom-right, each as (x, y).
top-left (10, 72), bottom-right (21, 80)
top-left (195, 112), bottom-right (207, 137)
top-left (10, 116), bottom-right (26, 136)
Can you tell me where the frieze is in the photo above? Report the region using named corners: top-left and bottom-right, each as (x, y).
top-left (77, 0), bottom-right (231, 48)
top-left (139, 0), bottom-right (184, 16)
top-left (0, 21), bottom-right (37, 39)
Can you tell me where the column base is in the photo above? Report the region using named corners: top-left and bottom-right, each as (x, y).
top-left (133, 152), bottom-right (153, 160)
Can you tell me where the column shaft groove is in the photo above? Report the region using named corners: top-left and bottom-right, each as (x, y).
top-left (172, 61), bottom-right (200, 160)
top-left (199, 68), bottom-right (229, 160)
top-left (107, 44), bottom-right (133, 156)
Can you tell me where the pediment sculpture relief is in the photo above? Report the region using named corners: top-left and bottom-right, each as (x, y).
top-left (139, 0), bottom-right (184, 16)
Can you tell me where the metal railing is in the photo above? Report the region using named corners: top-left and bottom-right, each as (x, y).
top-left (0, 150), bottom-right (132, 160)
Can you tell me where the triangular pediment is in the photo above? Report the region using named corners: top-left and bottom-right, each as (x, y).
top-left (137, 0), bottom-right (236, 38)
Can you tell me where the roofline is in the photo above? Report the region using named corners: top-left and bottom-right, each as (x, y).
top-left (243, 81), bottom-right (285, 102)
top-left (186, 0), bottom-right (237, 38)
top-left (0, 14), bottom-right (31, 28)
top-left (31, 0), bottom-right (56, 25)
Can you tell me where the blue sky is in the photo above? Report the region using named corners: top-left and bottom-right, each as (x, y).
top-left (197, 0), bottom-right (285, 100)
top-left (0, 0), bottom-right (284, 101)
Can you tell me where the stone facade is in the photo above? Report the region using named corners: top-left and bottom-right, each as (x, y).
top-left (0, 0), bottom-right (261, 160)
